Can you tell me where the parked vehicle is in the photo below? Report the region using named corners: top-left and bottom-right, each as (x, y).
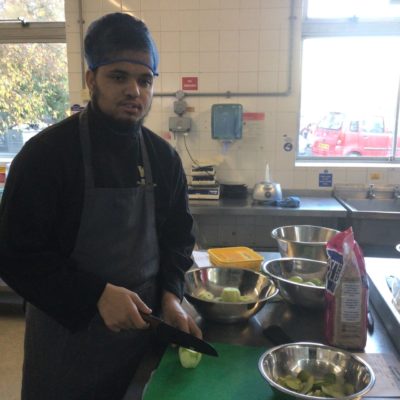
top-left (311, 112), bottom-right (399, 157)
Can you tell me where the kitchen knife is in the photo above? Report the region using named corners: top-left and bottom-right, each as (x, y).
top-left (140, 312), bottom-right (218, 357)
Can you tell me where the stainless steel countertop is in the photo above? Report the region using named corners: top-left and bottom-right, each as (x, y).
top-left (189, 196), bottom-right (347, 217)
top-left (128, 253), bottom-right (399, 400)
top-left (366, 257), bottom-right (400, 354)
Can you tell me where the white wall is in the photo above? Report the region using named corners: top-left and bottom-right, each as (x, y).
top-left (64, 0), bottom-right (400, 190)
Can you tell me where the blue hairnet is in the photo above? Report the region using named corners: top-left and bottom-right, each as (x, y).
top-left (84, 13), bottom-right (159, 76)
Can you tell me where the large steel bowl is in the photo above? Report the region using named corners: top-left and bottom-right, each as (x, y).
top-left (262, 258), bottom-right (327, 309)
top-left (271, 225), bottom-right (339, 261)
top-left (259, 342), bottom-right (375, 400)
top-left (184, 266), bottom-right (279, 323)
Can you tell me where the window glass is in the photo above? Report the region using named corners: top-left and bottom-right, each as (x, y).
top-left (0, 0), bottom-right (65, 22)
top-left (0, 43), bottom-right (69, 156)
top-left (298, 36), bottom-right (400, 159)
top-left (306, 0), bottom-right (400, 19)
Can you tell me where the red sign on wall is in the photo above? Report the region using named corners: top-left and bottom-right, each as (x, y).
top-left (243, 112), bottom-right (265, 121)
top-left (182, 77), bottom-right (198, 91)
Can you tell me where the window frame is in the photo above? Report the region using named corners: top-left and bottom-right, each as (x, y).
top-left (298, 0), bottom-right (400, 165)
top-left (0, 18), bottom-right (66, 162)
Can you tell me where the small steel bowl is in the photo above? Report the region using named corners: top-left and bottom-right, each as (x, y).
top-left (271, 225), bottom-right (339, 262)
top-left (262, 258), bottom-right (327, 309)
top-left (184, 266), bottom-right (279, 323)
top-left (259, 342), bottom-right (375, 400)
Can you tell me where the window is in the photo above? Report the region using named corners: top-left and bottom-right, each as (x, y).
top-left (0, 1), bottom-right (68, 159)
top-left (297, 0), bottom-right (400, 163)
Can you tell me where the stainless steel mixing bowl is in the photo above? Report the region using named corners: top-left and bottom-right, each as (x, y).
top-left (259, 342), bottom-right (375, 400)
top-left (271, 225), bottom-right (340, 261)
top-left (184, 266), bottom-right (279, 323)
top-left (262, 258), bottom-right (327, 309)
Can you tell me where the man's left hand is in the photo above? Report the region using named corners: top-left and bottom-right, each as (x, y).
top-left (161, 291), bottom-right (202, 339)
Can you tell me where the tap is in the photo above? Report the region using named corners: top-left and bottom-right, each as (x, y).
top-left (394, 185), bottom-right (400, 199)
top-left (366, 184), bottom-right (376, 199)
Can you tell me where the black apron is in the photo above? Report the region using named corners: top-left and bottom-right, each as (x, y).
top-left (22, 107), bottom-right (161, 400)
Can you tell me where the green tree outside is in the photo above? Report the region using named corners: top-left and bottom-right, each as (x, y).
top-left (0, 0), bottom-right (68, 149)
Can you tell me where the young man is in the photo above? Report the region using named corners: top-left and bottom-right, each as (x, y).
top-left (0, 13), bottom-right (200, 400)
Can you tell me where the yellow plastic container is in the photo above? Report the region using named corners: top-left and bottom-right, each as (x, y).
top-left (208, 247), bottom-right (263, 271)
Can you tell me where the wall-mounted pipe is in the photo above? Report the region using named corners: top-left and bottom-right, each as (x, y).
top-left (78, 0), bottom-right (86, 90)
top-left (154, 0), bottom-right (296, 99)
top-left (77, 0), bottom-right (296, 98)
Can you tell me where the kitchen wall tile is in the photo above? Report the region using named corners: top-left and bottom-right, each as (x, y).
top-left (220, 0), bottom-right (240, 8)
top-left (160, 31), bottom-right (180, 52)
top-left (259, 30), bottom-right (280, 51)
top-left (180, 52), bottom-right (199, 72)
top-left (141, 0), bottom-right (160, 10)
top-left (65, 12), bottom-right (80, 34)
top-left (331, 169), bottom-right (347, 186)
top-left (260, 9), bottom-right (285, 29)
top-left (239, 31), bottom-right (259, 52)
top-left (160, 73), bottom-right (181, 92)
top-left (258, 71), bottom-right (279, 92)
top-left (160, 10), bottom-right (180, 31)
top-left (275, 169), bottom-right (294, 188)
top-left (141, 11), bottom-right (161, 31)
top-left (83, 0), bottom-right (102, 12)
top-left (180, 31), bottom-right (200, 51)
top-left (239, 9), bottom-right (261, 30)
top-left (199, 31), bottom-right (219, 52)
top-left (239, 52), bottom-right (259, 72)
top-left (387, 169), bottom-right (400, 185)
top-left (198, 73), bottom-right (218, 91)
top-left (122, 0), bottom-right (141, 11)
top-left (199, 0), bottom-right (220, 9)
top-left (219, 52), bottom-right (239, 73)
top-left (180, 10), bottom-right (200, 31)
top-left (101, 0), bottom-right (122, 12)
top-left (218, 72), bottom-right (239, 92)
top-left (292, 168), bottom-right (308, 189)
top-left (179, 0), bottom-right (199, 10)
top-left (159, 52), bottom-right (180, 72)
top-left (218, 9), bottom-right (240, 30)
top-left (198, 10), bottom-right (220, 31)
top-left (240, 0), bottom-right (260, 8)
top-left (258, 50), bottom-right (280, 71)
top-left (219, 30), bottom-right (239, 51)
top-left (67, 52), bottom-right (82, 74)
top-left (67, 72), bottom-right (83, 93)
top-left (199, 52), bottom-right (219, 72)
top-left (65, 0), bottom-right (79, 13)
top-left (260, 0), bottom-right (286, 8)
top-left (66, 32), bottom-right (80, 53)
top-left (238, 72), bottom-right (258, 92)
top-left (160, 0), bottom-right (179, 10)
top-left (345, 168), bottom-right (368, 184)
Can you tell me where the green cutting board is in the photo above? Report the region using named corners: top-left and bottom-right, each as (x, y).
top-left (143, 343), bottom-right (276, 400)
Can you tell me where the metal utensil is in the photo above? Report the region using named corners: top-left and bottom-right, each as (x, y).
top-left (140, 312), bottom-right (218, 357)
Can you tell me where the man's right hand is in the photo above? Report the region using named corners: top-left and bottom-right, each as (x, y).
top-left (97, 283), bottom-right (152, 332)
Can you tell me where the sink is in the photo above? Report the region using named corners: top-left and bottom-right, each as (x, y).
top-left (334, 184), bottom-right (400, 214)
top-left (339, 198), bottom-right (400, 213)
top-left (334, 185), bottom-right (400, 257)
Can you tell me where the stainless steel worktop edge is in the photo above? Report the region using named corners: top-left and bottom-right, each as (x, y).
top-left (189, 196), bottom-right (347, 217)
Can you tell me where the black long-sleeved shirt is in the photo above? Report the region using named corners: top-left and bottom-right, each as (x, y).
top-left (0, 104), bottom-right (195, 331)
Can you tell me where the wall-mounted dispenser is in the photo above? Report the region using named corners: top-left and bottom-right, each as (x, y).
top-left (169, 90), bottom-right (192, 134)
top-left (211, 104), bottom-right (243, 141)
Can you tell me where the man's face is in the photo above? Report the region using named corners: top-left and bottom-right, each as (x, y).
top-left (86, 51), bottom-right (154, 128)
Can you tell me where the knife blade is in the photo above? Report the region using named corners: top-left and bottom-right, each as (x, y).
top-left (140, 312), bottom-right (218, 357)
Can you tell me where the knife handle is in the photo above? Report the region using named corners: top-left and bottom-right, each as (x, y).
top-left (139, 311), bottom-right (161, 329)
